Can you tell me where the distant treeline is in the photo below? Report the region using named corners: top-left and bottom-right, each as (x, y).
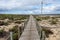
top-left (0, 14), bottom-right (29, 20)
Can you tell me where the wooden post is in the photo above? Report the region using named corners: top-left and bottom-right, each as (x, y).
top-left (42, 31), bottom-right (45, 40)
top-left (10, 32), bottom-right (13, 40)
top-left (18, 26), bottom-right (20, 39)
top-left (39, 27), bottom-right (42, 40)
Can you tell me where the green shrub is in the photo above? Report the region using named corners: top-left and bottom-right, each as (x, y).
top-left (9, 25), bottom-right (18, 33)
top-left (50, 20), bottom-right (57, 24)
top-left (20, 16), bottom-right (27, 20)
top-left (14, 21), bottom-right (21, 24)
top-left (14, 18), bottom-right (21, 21)
top-left (0, 14), bottom-right (29, 21)
top-left (13, 33), bottom-right (18, 40)
top-left (0, 29), bottom-right (6, 37)
top-left (0, 29), bottom-right (4, 34)
top-left (0, 21), bottom-right (9, 26)
top-left (36, 18), bottom-right (42, 21)
top-left (9, 25), bottom-right (24, 40)
top-left (50, 19), bottom-right (58, 25)
top-left (9, 26), bottom-right (18, 40)
top-left (51, 17), bottom-right (56, 19)
top-left (41, 17), bottom-right (50, 20)
top-left (42, 28), bottom-right (53, 38)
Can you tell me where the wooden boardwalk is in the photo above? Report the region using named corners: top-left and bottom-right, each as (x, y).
top-left (19, 15), bottom-right (40, 40)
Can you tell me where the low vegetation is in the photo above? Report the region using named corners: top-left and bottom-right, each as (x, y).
top-left (50, 20), bottom-right (57, 24)
top-left (0, 14), bottom-right (29, 20)
top-left (0, 14), bottom-right (29, 40)
top-left (0, 21), bottom-right (9, 26)
top-left (9, 25), bottom-right (19, 40)
top-left (49, 18), bottom-right (58, 25)
top-left (36, 16), bottom-right (50, 21)
top-left (14, 20), bottom-right (21, 24)
top-left (36, 16), bottom-right (59, 25)
top-left (42, 28), bottom-right (53, 38)
top-left (0, 29), bottom-right (7, 37)
top-left (9, 25), bottom-right (24, 40)
top-left (36, 18), bottom-right (42, 21)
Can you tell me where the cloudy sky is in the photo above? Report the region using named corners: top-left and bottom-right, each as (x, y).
top-left (0, 0), bottom-right (60, 14)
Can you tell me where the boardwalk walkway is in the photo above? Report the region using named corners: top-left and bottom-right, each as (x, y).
top-left (19, 15), bottom-right (40, 40)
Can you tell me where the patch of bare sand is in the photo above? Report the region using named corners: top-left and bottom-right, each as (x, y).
top-left (38, 20), bottom-right (60, 40)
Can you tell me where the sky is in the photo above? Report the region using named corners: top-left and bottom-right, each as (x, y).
top-left (0, 0), bottom-right (60, 14)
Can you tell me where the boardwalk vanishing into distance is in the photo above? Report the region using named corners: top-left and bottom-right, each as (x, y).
top-left (19, 15), bottom-right (40, 40)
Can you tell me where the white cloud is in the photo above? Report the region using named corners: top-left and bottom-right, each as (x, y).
top-left (0, 0), bottom-right (60, 14)
top-left (0, 0), bottom-right (41, 9)
top-left (43, 5), bottom-right (56, 12)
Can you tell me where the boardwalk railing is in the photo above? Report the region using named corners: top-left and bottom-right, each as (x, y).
top-left (35, 20), bottom-right (46, 40)
top-left (23, 18), bottom-right (29, 31)
top-left (6, 18), bottom-right (29, 40)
